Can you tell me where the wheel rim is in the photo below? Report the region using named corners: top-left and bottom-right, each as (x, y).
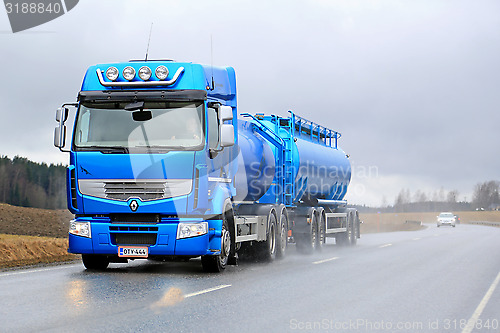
top-left (221, 224), bottom-right (231, 263)
top-left (269, 221), bottom-right (276, 255)
top-left (311, 219), bottom-right (317, 250)
top-left (348, 216), bottom-right (353, 242)
top-left (280, 221), bottom-right (287, 252)
top-left (319, 213), bottom-right (325, 245)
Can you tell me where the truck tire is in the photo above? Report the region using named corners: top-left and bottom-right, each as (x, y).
top-left (316, 208), bottom-right (326, 251)
top-left (201, 210), bottom-right (232, 272)
top-left (276, 206), bottom-right (288, 259)
top-left (255, 211), bottom-right (277, 261)
top-left (349, 212), bottom-right (357, 245)
top-left (82, 254), bottom-right (109, 270)
top-left (296, 213), bottom-right (317, 254)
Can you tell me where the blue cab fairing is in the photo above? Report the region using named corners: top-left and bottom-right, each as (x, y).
top-left (66, 60), bottom-right (238, 258)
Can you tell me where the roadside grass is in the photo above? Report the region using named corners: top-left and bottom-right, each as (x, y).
top-left (0, 234), bottom-right (77, 269)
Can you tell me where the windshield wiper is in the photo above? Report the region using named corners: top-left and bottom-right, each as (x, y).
top-left (78, 146), bottom-right (129, 153)
top-left (133, 145), bottom-right (191, 151)
top-left (77, 145), bottom-right (194, 153)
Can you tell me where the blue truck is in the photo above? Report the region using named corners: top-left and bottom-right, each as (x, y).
top-left (54, 60), bottom-right (359, 272)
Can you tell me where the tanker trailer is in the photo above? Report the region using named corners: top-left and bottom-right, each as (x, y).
top-left (233, 112), bottom-right (360, 256)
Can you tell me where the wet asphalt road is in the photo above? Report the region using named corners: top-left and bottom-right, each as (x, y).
top-left (1, 224), bottom-right (500, 333)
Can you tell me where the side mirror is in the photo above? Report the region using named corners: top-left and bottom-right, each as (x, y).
top-left (220, 124), bottom-right (234, 147)
top-left (54, 104), bottom-right (76, 151)
top-left (219, 105), bottom-right (233, 122)
top-left (54, 125), bottom-right (66, 148)
top-left (56, 107), bottom-right (69, 123)
top-left (54, 107), bottom-right (68, 148)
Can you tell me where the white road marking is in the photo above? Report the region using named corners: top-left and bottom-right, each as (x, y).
top-left (413, 238), bottom-right (421, 241)
top-left (0, 265), bottom-right (76, 278)
top-left (312, 257), bottom-right (339, 265)
top-left (184, 284), bottom-right (232, 298)
top-left (462, 271), bottom-right (500, 333)
top-left (379, 244), bottom-right (392, 248)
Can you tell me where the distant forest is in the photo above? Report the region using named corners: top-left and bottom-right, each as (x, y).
top-left (0, 156), bottom-right (66, 209)
top-left (0, 155), bottom-right (498, 213)
top-left (354, 180), bottom-right (500, 213)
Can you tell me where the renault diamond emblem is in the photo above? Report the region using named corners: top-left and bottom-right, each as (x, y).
top-left (129, 200), bottom-right (139, 212)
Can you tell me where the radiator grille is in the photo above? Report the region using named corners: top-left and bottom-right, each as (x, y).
top-left (78, 179), bottom-right (192, 202)
top-left (113, 233), bottom-right (157, 245)
top-left (105, 181), bottom-right (166, 201)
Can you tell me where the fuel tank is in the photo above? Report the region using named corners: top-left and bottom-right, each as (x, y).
top-left (234, 116), bottom-right (351, 203)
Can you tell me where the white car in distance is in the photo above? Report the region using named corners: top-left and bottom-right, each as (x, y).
top-left (437, 212), bottom-right (456, 227)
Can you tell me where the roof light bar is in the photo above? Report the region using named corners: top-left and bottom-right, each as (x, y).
top-left (122, 66), bottom-right (136, 81)
top-left (105, 67), bottom-right (119, 81)
top-left (138, 66), bottom-right (152, 81)
top-left (155, 65), bottom-right (169, 80)
top-left (96, 67), bottom-right (185, 87)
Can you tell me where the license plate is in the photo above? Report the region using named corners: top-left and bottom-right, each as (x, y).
top-left (118, 246), bottom-right (148, 258)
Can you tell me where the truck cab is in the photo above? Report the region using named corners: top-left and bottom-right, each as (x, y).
top-left (55, 61), bottom-right (239, 271)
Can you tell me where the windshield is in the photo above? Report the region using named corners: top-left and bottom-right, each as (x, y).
top-left (439, 213), bottom-right (454, 218)
top-left (74, 101), bottom-right (204, 152)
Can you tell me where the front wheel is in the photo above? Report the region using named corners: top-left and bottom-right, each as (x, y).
top-left (82, 254), bottom-right (109, 270)
top-left (202, 212), bottom-right (232, 273)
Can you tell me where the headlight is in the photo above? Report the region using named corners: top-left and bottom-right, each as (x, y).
top-left (105, 67), bottom-right (119, 81)
top-left (155, 65), bottom-right (169, 80)
top-left (69, 220), bottom-right (91, 238)
top-left (138, 66), bottom-right (152, 81)
top-left (177, 222), bottom-right (208, 239)
top-left (122, 66), bottom-right (136, 81)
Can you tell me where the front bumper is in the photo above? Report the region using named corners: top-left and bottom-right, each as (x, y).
top-left (437, 221), bottom-right (455, 226)
top-left (68, 218), bottom-right (223, 257)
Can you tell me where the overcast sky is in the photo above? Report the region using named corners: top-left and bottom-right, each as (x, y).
top-left (0, 0), bottom-right (499, 206)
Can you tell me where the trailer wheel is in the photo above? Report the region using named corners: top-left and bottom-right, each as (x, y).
top-left (255, 211), bottom-right (277, 261)
top-left (201, 211), bottom-right (231, 272)
top-left (276, 207), bottom-right (288, 259)
top-left (349, 213), bottom-right (357, 246)
top-left (316, 209), bottom-right (326, 251)
top-left (82, 254), bottom-right (109, 270)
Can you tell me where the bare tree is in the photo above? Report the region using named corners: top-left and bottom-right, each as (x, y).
top-left (447, 190), bottom-right (459, 203)
top-left (438, 187), bottom-right (445, 202)
top-left (472, 181), bottom-right (500, 210)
